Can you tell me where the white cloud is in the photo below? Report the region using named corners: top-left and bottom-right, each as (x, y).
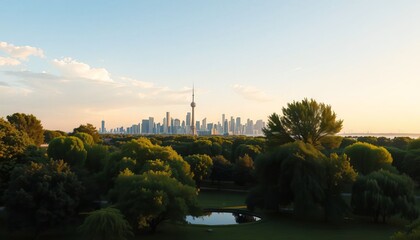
top-left (0, 41), bottom-right (44, 60)
top-left (0, 57), bottom-right (21, 66)
top-left (52, 57), bottom-right (112, 82)
top-left (232, 84), bottom-right (272, 102)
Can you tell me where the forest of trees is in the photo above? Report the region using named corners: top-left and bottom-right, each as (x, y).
top-left (1, 99), bottom-right (420, 239)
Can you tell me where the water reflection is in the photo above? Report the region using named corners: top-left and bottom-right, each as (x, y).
top-left (186, 211), bottom-right (261, 225)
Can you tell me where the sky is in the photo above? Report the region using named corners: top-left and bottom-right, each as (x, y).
top-left (1, 1), bottom-right (420, 133)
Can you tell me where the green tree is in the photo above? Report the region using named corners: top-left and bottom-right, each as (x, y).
top-left (109, 172), bottom-right (200, 232)
top-left (351, 170), bottom-right (418, 223)
top-left (47, 136), bottom-right (87, 167)
top-left (4, 160), bottom-right (83, 236)
top-left (43, 130), bottom-right (65, 144)
top-left (0, 118), bottom-right (32, 201)
top-left (323, 153), bottom-right (357, 221)
top-left (263, 99), bottom-right (343, 147)
top-left (184, 154), bottom-right (213, 188)
top-left (210, 155), bottom-right (233, 186)
top-left (78, 207), bottom-right (133, 240)
top-left (74, 132), bottom-right (95, 147)
top-left (233, 154), bottom-right (255, 186)
top-left (401, 149), bottom-right (420, 182)
top-left (85, 144), bottom-right (109, 173)
top-left (248, 141), bottom-right (355, 221)
top-left (73, 123), bottom-right (100, 143)
top-left (391, 218), bottom-right (420, 240)
top-left (7, 113), bottom-right (44, 146)
top-left (344, 142), bottom-right (394, 175)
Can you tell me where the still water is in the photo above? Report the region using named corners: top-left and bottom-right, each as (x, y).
top-left (186, 211), bottom-right (261, 225)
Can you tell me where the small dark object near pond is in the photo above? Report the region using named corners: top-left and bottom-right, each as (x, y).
top-left (186, 211), bottom-right (261, 225)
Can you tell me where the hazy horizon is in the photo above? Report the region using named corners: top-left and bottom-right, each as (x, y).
top-left (1, 1), bottom-right (420, 133)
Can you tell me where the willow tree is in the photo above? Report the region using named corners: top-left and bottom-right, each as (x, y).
top-left (263, 99), bottom-right (343, 147)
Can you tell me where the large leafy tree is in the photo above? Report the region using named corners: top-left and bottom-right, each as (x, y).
top-left (78, 207), bottom-right (133, 240)
top-left (112, 138), bottom-right (194, 186)
top-left (263, 99), bottom-right (343, 147)
top-left (47, 136), bottom-right (87, 168)
top-left (184, 154), bottom-right (213, 188)
top-left (344, 142), bottom-right (394, 175)
top-left (7, 113), bottom-right (44, 146)
top-left (109, 172), bottom-right (200, 232)
top-left (351, 170), bottom-right (418, 223)
top-left (4, 160), bottom-right (83, 236)
top-left (247, 141), bottom-right (356, 221)
top-left (73, 123), bottom-right (100, 143)
top-left (0, 118), bottom-right (32, 201)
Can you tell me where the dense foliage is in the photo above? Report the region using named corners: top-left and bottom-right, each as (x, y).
top-left (263, 99), bottom-right (343, 147)
top-left (351, 170), bottom-right (418, 223)
top-left (109, 172), bottom-right (200, 232)
top-left (78, 207), bottom-right (133, 240)
top-left (247, 141), bottom-right (356, 221)
top-left (7, 113), bottom-right (44, 146)
top-left (184, 154), bottom-right (213, 188)
top-left (4, 160), bottom-right (83, 235)
top-left (47, 136), bottom-right (87, 167)
top-left (344, 142), bottom-right (394, 175)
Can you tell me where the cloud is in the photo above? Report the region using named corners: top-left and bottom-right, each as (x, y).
top-left (0, 42), bottom-right (44, 60)
top-left (232, 84), bottom-right (272, 102)
top-left (0, 57), bottom-right (21, 66)
top-left (52, 57), bottom-right (113, 82)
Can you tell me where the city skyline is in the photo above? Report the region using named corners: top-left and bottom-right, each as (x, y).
top-left (97, 111), bottom-right (266, 136)
top-left (1, 1), bottom-right (420, 133)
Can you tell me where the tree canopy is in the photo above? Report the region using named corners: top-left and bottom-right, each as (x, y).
top-left (263, 99), bottom-right (343, 147)
top-left (247, 141), bottom-right (356, 221)
top-left (47, 136), bottom-right (87, 167)
top-left (109, 172), bottom-right (200, 232)
top-left (4, 160), bottom-right (83, 235)
top-left (73, 123), bottom-right (100, 143)
top-left (344, 142), bottom-right (393, 175)
top-left (351, 170), bottom-right (418, 223)
top-left (7, 113), bottom-right (44, 146)
top-left (184, 154), bottom-right (213, 188)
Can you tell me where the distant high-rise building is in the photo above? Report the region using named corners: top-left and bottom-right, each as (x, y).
top-left (190, 86), bottom-right (196, 136)
top-left (149, 117), bottom-right (154, 134)
top-left (202, 118), bottom-right (207, 131)
top-left (236, 117), bottom-right (241, 135)
top-left (101, 120), bottom-right (106, 133)
top-left (165, 112), bottom-right (171, 134)
top-left (222, 114), bottom-right (226, 134)
top-left (230, 116), bottom-right (235, 134)
top-left (141, 119), bottom-right (150, 134)
top-left (186, 112), bottom-right (191, 126)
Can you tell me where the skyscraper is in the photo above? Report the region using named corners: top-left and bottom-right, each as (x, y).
top-left (190, 86), bottom-right (196, 136)
top-left (165, 112), bottom-right (171, 134)
top-left (101, 120), bottom-right (106, 134)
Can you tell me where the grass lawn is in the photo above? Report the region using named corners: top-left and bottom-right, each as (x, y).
top-left (0, 190), bottom-right (403, 240)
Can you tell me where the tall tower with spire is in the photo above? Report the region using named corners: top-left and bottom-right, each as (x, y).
top-left (190, 85), bottom-right (196, 136)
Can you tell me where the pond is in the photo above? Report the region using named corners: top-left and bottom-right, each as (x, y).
top-left (186, 211), bottom-right (261, 225)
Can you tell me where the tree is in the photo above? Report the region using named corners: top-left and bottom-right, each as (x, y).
top-left (74, 132), bottom-right (94, 147)
top-left (109, 172), bottom-right (200, 232)
top-left (47, 136), bottom-right (87, 167)
top-left (210, 155), bottom-right (233, 185)
top-left (344, 142), bottom-right (394, 175)
top-left (263, 99), bottom-right (343, 147)
top-left (233, 154), bottom-right (254, 186)
top-left (184, 154), bottom-right (213, 188)
top-left (247, 141), bottom-right (356, 221)
top-left (351, 170), bottom-right (418, 223)
top-left (7, 113), bottom-right (44, 146)
top-left (78, 207), bottom-right (133, 240)
top-left (401, 149), bottom-right (420, 183)
top-left (118, 138), bottom-right (194, 186)
top-left (0, 118), bottom-right (32, 201)
top-left (43, 130), bottom-right (66, 144)
top-left (391, 218), bottom-right (420, 240)
top-left (73, 123), bottom-right (100, 143)
top-left (4, 160), bottom-right (83, 236)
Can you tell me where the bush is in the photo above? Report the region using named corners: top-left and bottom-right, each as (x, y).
top-left (78, 207), bottom-right (133, 240)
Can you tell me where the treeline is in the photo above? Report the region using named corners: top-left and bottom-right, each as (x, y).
top-left (1, 102), bottom-right (420, 239)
